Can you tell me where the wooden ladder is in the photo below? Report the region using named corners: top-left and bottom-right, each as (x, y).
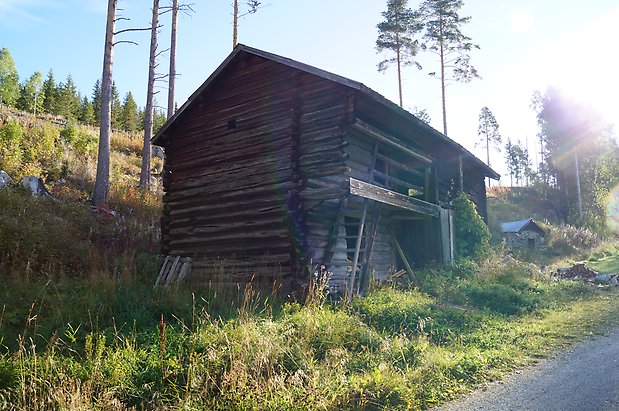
top-left (154, 255), bottom-right (192, 288)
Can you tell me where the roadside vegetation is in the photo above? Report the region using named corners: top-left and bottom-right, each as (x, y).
top-left (1, 107), bottom-right (618, 409)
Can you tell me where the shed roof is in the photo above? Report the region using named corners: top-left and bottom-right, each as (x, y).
top-left (153, 44), bottom-right (500, 180)
top-left (501, 219), bottom-right (545, 235)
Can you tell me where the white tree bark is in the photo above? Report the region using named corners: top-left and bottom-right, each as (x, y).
top-left (92, 0), bottom-right (117, 206)
top-left (140, 0), bottom-right (159, 189)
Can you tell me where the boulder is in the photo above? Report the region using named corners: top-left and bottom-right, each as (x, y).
top-left (21, 176), bottom-right (52, 198)
top-left (595, 274), bottom-right (611, 283)
top-left (0, 170), bottom-right (11, 189)
top-left (151, 145), bottom-right (165, 159)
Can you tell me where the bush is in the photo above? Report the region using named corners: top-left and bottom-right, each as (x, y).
top-left (0, 120), bottom-right (23, 175)
top-left (546, 223), bottom-right (601, 257)
top-left (452, 192), bottom-right (491, 259)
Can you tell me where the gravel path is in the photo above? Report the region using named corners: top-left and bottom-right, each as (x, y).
top-left (434, 328), bottom-right (619, 411)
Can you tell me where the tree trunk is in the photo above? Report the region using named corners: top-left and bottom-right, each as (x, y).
top-left (439, 16), bottom-right (447, 136)
top-left (140, 0), bottom-right (159, 189)
top-left (486, 134), bottom-right (490, 188)
top-left (233, 0), bottom-right (239, 48)
top-left (167, 0), bottom-right (178, 120)
top-left (92, 0), bottom-right (116, 207)
top-left (574, 152), bottom-right (583, 223)
top-left (396, 43), bottom-right (403, 107)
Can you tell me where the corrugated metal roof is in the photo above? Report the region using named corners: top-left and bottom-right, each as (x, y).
top-left (501, 218), bottom-right (544, 235)
top-left (153, 44), bottom-right (500, 180)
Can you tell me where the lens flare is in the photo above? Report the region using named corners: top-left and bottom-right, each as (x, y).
top-left (605, 184), bottom-right (619, 235)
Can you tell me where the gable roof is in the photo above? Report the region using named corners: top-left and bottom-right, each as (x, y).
top-left (501, 219), bottom-right (545, 235)
top-left (153, 44), bottom-right (500, 180)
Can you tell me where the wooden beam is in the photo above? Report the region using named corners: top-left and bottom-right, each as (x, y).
top-left (392, 235), bottom-right (419, 287)
top-left (458, 155), bottom-right (464, 192)
top-left (349, 178), bottom-right (439, 217)
top-left (372, 170), bottom-right (424, 193)
top-left (376, 153), bottom-right (425, 178)
top-left (347, 200), bottom-right (368, 302)
top-left (351, 119), bottom-right (432, 164)
top-left (358, 202), bottom-right (381, 295)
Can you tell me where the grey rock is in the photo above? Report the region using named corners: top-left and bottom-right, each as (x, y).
top-left (21, 176), bottom-right (52, 198)
top-left (0, 170), bottom-right (11, 189)
top-left (151, 145), bottom-right (165, 159)
top-left (595, 274), bottom-right (611, 283)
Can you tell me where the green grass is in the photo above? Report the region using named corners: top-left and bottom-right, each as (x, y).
top-left (1, 271), bottom-right (618, 410)
top-left (586, 244), bottom-right (619, 274)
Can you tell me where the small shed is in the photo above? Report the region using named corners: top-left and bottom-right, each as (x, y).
top-left (152, 44), bottom-right (499, 295)
top-left (501, 219), bottom-right (545, 250)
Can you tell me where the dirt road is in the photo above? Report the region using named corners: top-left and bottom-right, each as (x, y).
top-left (435, 328), bottom-right (619, 411)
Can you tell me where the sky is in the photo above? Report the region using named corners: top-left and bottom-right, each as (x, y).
top-left (1, 0), bottom-right (618, 182)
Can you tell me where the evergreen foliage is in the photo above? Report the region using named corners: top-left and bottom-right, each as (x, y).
top-left (57, 74), bottom-right (81, 120)
top-left (92, 79), bottom-right (102, 126)
top-left (121, 91), bottom-right (139, 132)
top-left (111, 81), bottom-right (122, 130)
top-left (79, 96), bottom-right (96, 125)
top-left (41, 69), bottom-right (59, 115)
top-left (452, 192), bottom-right (490, 258)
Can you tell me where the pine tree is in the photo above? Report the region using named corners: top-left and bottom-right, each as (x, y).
top-left (41, 69), bottom-right (58, 115)
top-left (376, 0), bottom-right (422, 107)
top-left (110, 81), bottom-right (122, 130)
top-left (121, 91), bottom-right (139, 132)
top-left (419, 0), bottom-right (479, 136)
top-left (79, 96), bottom-right (95, 125)
top-left (0, 48), bottom-right (20, 107)
top-left (57, 74), bottom-right (81, 119)
top-left (92, 79), bottom-right (102, 126)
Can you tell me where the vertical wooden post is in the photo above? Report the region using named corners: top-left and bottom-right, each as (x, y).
top-left (458, 155), bottom-right (464, 192)
top-left (347, 201), bottom-right (368, 302)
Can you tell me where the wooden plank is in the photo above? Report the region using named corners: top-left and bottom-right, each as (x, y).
top-left (351, 119), bottom-right (432, 164)
top-left (349, 178), bottom-right (440, 217)
top-left (164, 256), bottom-right (181, 288)
top-left (392, 235), bottom-right (419, 287)
top-left (347, 200), bottom-right (368, 302)
top-left (154, 255), bottom-right (170, 286)
top-left (358, 202), bottom-right (381, 295)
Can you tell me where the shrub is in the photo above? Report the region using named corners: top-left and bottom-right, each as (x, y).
top-left (452, 192), bottom-right (491, 259)
top-left (0, 120), bottom-right (23, 175)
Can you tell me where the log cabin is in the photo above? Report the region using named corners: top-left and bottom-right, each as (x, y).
top-left (152, 44), bottom-right (499, 296)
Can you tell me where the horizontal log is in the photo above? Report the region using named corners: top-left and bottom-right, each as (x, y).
top-left (376, 153), bottom-right (425, 178)
top-left (351, 119), bottom-right (432, 164)
top-left (372, 170), bottom-right (424, 193)
top-left (349, 178), bottom-right (440, 217)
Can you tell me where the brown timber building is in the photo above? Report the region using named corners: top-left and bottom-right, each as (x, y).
top-left (152, 45), bottom-right (499, 295)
